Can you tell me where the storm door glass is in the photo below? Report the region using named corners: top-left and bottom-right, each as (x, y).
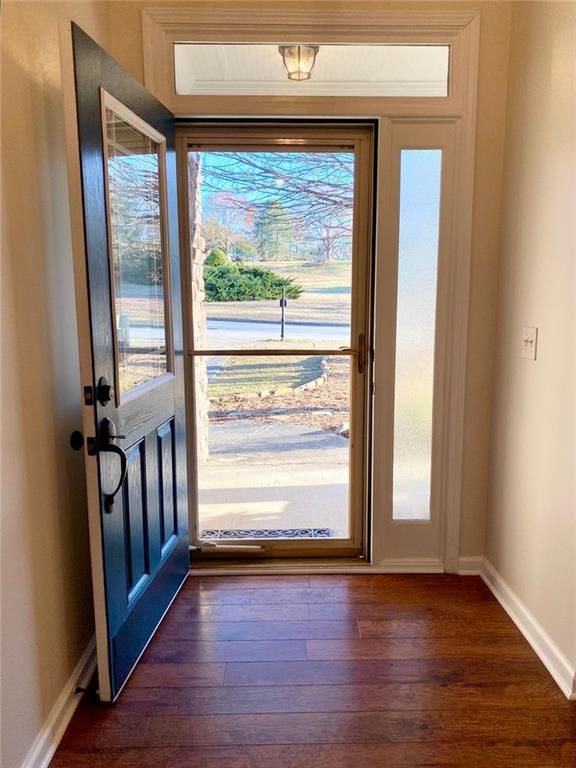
top-left (104, 103), bottom-right (171, 397)
top-left (187, 142), bottom-right (369, 549)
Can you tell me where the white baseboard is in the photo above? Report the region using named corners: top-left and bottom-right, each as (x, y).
top-left (21, 637), bottom-right (97, 768)
top-left (481, 559), bottom-right (576, 700)
top-left (372, 558), bottom-right (444, 573)
top-left (457, 555), bottom-right (483, 575)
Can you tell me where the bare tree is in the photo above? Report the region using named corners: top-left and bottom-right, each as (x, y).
top-left (202, 192), bottom-right (249, 255)
top-left (107, 152), bottom-right (163, 284)
top-left (314, 222), bottom-right (351, 262)
top-left (200, 152), bottom-right (354, 248)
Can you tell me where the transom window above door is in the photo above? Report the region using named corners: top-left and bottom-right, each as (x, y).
top-left (173, 44), bottom-right (450, 97)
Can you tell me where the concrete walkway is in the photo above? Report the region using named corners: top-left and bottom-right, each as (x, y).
top-left (197, 419), bottom-right (350, 538)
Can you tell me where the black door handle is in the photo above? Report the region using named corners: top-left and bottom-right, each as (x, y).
top-left (100, 417), bottom-right (128, 513)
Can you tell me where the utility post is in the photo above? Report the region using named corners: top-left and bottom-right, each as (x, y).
top-left (279, 286), bottom-right (287, 341)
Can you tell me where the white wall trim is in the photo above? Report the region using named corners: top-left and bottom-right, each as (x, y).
top-left (177, 80), bottom-right (448, 98)
top-left (372, 558), bottom-right (444, 574)
top-left (20, 638), bottom-right (97, 768)
top-left (457, 555), bottom-right (483, 575)
top-left (481, 559), bottom-right (576, 700)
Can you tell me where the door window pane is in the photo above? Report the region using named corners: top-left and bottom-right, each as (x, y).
top-left (105, 106), bottom-right (169, 396)
top-left (392, 150), bottom-right (442, 521)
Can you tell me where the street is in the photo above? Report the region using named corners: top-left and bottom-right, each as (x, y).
top-left (129, 318), bottom-right (352, 380)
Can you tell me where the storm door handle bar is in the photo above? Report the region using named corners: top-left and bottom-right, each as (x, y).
top-left (188, 347), bottom-right (356, 356)
top-left (187, 334), bottom-right (367, 373)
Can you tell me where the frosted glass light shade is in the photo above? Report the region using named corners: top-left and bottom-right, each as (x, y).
top-left (278, 45), bottom-right (319, 80)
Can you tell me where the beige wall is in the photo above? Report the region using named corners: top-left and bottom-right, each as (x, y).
top-left (0, 3), bottom-right (110, 767)
top-left (104, 1), bottom-right (513, 559)
top-left (487, 2), bottom-right (576, 666)
top-left (458, 2), bottom-right (511, 556)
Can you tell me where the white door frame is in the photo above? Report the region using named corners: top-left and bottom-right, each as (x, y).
top-left (374, 118), bottom-right (461, 572)
top-left (141, 4), bottom-right (480, 572)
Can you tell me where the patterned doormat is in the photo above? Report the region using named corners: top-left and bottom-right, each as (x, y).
top-left (200, 528), bottom-right (334, 539)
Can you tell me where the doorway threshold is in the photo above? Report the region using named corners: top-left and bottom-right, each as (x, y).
top-left (189, 556), bottom-right (370, 575)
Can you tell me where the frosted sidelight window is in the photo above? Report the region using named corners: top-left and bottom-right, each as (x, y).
top-left (392, 150), bottom-right (442, 521)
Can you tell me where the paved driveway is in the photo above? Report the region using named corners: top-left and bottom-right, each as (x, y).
top-left (197, 419), bottom-right (350, 538)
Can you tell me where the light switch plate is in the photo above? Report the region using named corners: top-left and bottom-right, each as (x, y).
top-left (520, 326), bottom-right (538, 360)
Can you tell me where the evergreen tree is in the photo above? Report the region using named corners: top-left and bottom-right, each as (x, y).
top-left (253, 201), bottom-right (296, 261)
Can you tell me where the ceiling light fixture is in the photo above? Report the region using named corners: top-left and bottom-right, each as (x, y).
top-left (278, 45), bottom-right (320, 81)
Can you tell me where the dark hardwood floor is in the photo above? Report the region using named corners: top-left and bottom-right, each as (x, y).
top-left (51, 574), bottom-right (576, 767)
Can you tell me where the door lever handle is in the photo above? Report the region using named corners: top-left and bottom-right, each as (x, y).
top-left (100, 417), bottom-right (128, 513)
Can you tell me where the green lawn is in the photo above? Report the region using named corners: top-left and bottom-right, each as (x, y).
top-left (204, 260), bottom-right (352, 326)
top-left (208, 355), bottom-right (324, 398)
top-left (208, 340), bottom-right (326, 398)
top-left (115, 261), bottom-right (353, 327)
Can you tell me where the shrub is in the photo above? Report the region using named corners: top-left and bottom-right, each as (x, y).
top-left (231, 240), bottom-right (257, 262)
top-left (204, 248), bottom-right (230, 267)
top-left (204, 263), bottom-right (303, 302)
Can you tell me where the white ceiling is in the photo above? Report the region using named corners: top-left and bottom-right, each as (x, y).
top-left (174, 44), bottom-right (450, 97)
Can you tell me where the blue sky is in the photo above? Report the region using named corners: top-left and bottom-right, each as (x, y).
top-left (199, 150), bottom-right (354, 230)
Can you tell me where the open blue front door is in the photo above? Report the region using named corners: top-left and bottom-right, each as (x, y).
top-left (65, 23), bottom-right (189, 701)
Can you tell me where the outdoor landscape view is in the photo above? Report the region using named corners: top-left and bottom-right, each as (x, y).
top-left (108, 138), bottom-right (442, 539)
top-left (193, 150), bottom-right (356, 541)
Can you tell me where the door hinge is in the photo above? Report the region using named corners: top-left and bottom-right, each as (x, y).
top-left (83, 386), bottom-right (94, 406)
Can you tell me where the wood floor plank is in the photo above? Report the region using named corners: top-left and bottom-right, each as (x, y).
top-left (309, 601), bottom-right (508, 621)
top-left (357, 615), bottom-right (517, 638)
top-left (58, 709), bottom-right (576, 749)
top-left (185, 575), bottom-right (311, 590)
top-left (175, 585), bottom-right (494, 606)
top-left (222, 657), bottom-right (554, 687)
top-left (117, 680), bottom-right (571, 715)
top-left (51, 747), bottom-right (254, 768)
top-left (145, 639), bottom-right (307, 663)
top-left (156, 619), bottom-right (359, 641)
top-left (128, 662), bottom-right (225, 688)
top-left (168, 602), bottom-right (310, 622)
top-left (456, 741), bottom-right (576, 768)
top-left (305, 636), bottom-right (535, 661)
top-left (52, 742), bottom-right (576, 768)
top-left (175, 587), bottom-right (353, 605)
top-left (308, 574), bottom-right (483, 589)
